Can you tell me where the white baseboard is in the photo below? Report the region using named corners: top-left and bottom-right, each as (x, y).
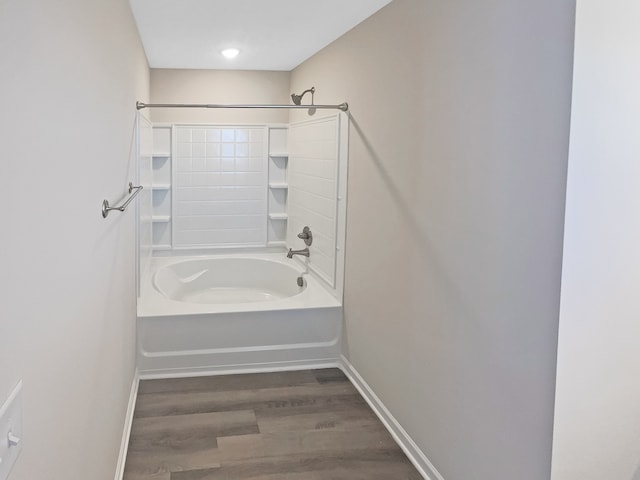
top-left (114, 369), bottom-right (140, 480)
top-left (338, 356), bottom-right (445, 480)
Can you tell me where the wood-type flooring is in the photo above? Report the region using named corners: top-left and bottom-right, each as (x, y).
top-left (123, 368), bottom-right (422, 480)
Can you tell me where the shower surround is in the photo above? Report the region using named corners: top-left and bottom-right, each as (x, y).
top-left (136, 112), bottom-right (348, 376)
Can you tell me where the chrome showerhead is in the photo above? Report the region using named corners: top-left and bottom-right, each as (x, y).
top-left (291, 87), bottom-right (315, 105)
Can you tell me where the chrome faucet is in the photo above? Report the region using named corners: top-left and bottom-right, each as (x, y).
top-left (287, 247), bottom-right (310, 258)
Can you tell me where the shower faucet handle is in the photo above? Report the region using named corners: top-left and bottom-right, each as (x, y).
top-left (297, 226), bottom-right (313, 246)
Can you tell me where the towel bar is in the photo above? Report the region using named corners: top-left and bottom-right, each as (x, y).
top-left (102, 182), bottom-right (143, 218)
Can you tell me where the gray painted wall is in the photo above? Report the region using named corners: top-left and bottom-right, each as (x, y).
top-left (292, 0), bottom-right (576, 478)
top-left (0, 0), bottom-right (149, 478)
top-left (149, 69), bottom-right (291, 124)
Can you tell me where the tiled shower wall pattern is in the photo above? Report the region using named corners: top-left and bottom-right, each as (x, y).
top-left (174, 126), bottom-right (268, 248)
top-left (287, 115), bottom-right (340, 287)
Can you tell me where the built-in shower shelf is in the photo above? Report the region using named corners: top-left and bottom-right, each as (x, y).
top-left (150, 126), bottom-right (173, 249)
top-left (267, 127), bottom-right (289, 245)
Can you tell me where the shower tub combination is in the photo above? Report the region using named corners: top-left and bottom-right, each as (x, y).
top-left (137, 252), bottom-right (342, 376)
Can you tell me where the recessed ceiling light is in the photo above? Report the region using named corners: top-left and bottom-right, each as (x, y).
top-left (221, 48), bottom-right (240, 59)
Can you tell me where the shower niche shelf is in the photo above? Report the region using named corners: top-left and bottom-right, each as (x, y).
top-left (267, 127), bottom-right (289, 247)
top-left (151, 126), bottom-right (172, 249)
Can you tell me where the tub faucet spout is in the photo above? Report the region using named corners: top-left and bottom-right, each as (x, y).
top-left (287, 247), bottom-right (310, 258)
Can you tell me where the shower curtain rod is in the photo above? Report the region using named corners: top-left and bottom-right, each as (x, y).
top-left (136, 101), bottom-right (349, 112)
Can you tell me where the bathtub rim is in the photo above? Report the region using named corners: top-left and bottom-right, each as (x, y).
top-left (137, 252), bottom-right (341, 318)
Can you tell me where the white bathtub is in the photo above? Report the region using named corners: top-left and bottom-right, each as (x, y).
top-left (137, 253), bottom-right (342, 376)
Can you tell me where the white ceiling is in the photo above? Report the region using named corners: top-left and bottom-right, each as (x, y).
top-left (129, 0), bottom-right (392, 71)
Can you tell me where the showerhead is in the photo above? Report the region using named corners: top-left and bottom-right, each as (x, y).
top-left (291, 87), bottom-right (315, 106)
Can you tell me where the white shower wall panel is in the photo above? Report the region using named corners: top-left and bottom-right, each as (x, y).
top-left (287, 115), bottom-right (341, 287)
top-left (138, 114), bottom-right (154, 295)
top-left (173, 125), bottom-right (268, 248)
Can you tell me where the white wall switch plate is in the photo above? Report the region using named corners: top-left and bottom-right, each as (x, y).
top-left (0, 381), bottom-right (22, 480)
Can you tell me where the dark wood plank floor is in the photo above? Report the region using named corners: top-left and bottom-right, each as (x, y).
top-left (123, 369), bottom-right (422, 480)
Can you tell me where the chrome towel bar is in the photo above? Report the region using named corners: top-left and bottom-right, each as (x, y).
top-left (102, 182), bottom-right (143, 218)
